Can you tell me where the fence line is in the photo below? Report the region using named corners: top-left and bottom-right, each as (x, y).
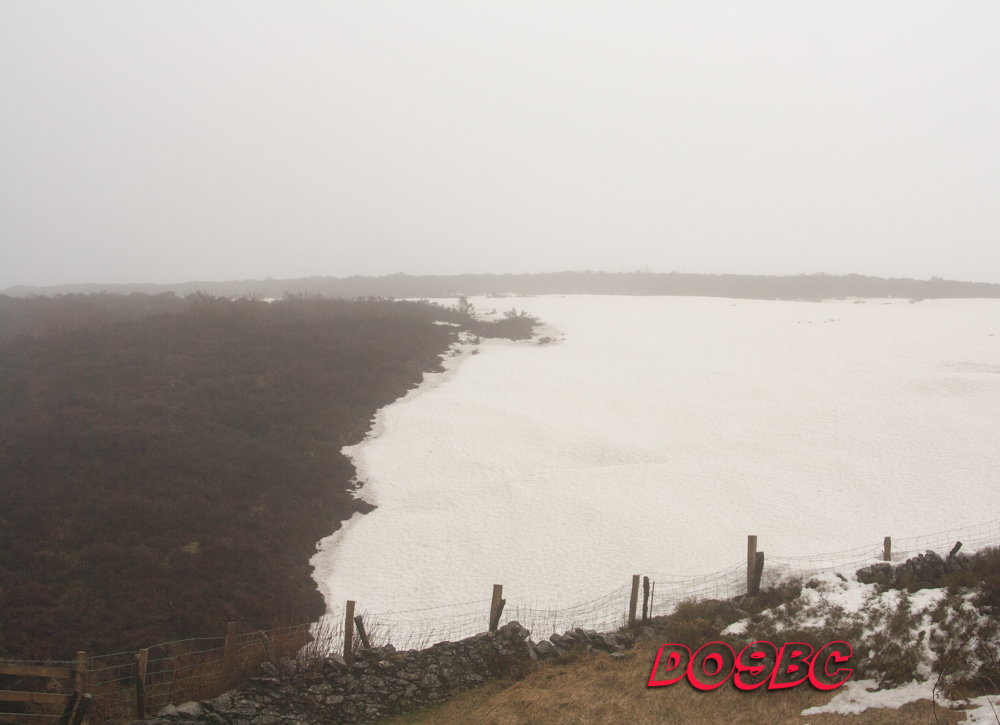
top-left (68, 624), bottom-right (313, 724)
top-left (334, 517), bottom-right (1000, 651)
top-left (5, 517), bottom-right (1000, 724)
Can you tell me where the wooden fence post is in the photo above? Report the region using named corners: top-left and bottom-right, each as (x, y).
top-left (489, 585), bottom-right (504, 633)
top-left (649, 581), bottom-right (655, 619)
top-left (56, 691), bottom-right (80, 725)
top-left (135, 648), bottom-right (148, 719)
top-left (490, 598), bottom-right (506, 632)
top-left (257, 632), bottom-right (278, 667)
top-left (884, 536), bottom-right (891, 562)
top-left (223, 622), bottom-right (237, 675)
top-left (353, 615), bottom-right (371, 650)
top-left (344, 601), bottom-right (356, 665)
top-left (628, 575), bottom-right (640, 629)
top-left (749, 551), bottom-right (765, 596)
top-left (747, 535), bottom-right (758, 594)
top-left (74, 652), bottom-right (86, 695)
top-left (641, 576), bottom-right (650, 623)
top-left (71, 693), bottom-right (92, 725)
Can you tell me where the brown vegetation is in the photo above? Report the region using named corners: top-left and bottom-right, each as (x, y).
top-left (0, 293), bottom-right (536, 661)
top-left (0, 291), bottom-right (188, 343)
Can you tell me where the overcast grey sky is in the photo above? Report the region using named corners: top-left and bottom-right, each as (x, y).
top-left (1, 1), bottom-right (998, 289)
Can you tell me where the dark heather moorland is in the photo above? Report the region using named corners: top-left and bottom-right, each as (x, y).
top-left (0, 293), bottom-right (536, 660)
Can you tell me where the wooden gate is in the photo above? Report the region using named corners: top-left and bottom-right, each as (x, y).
top-left (0, 652), bottom-right (91, 725)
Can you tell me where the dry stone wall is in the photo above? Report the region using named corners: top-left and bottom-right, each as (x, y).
top-left (137, 622), bottom-right (533, 725)
top-left (133, 620), bottom-right (643, 725)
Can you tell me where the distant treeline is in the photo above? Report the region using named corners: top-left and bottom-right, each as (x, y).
top-left (4, 271), bottom-right (1000, 301)
top-left (0, 293), bottom-right (536, 660)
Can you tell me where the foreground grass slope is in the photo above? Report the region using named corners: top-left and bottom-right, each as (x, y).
top-left (0, 293), bottom-right (534, 660)
top-left (381, 643), bottom-right (964, 725)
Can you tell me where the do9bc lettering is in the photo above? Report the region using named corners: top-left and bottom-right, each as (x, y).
top-left (647, 641), bottom-right (853, 691)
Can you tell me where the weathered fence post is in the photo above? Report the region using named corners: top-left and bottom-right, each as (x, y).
top-left (491, 598), bottom-right (506, 632)
top-left (747, 535), bottom-right (758, 594)
top-left (71, 693), bottom-right (92, 725)
top-left (749, 551), bottom-right (765, 596)
top-left (56, 692), bottom-right (80, 725)
top-left (354, 615), bottom-right (371, 650)
top-left (641, 576), bottom-right (650, 623)
top-left (223, 622), bottom-right (237, 675)
top-left (135, 648), bottom-right (148, 719)
top-left (628, 575), bottom-right (640, 629)
top-left (649, 581), bottom-right (655, 619)
top-left (884, 536), bottom-right (892, 562)
top-left (344, 601), bottom-right (356, 665)
top-left (74, 652), bottom-right (86, 695)
top-left (257, 632), bottom-right (278, 667)
top-left (489, 585), bottom-right (504, 633)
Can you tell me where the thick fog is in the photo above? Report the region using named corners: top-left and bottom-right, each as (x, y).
top-left (2, 1), bottom-right (999, 289)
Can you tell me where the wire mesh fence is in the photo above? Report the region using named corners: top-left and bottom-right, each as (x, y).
top-left (78, 625), bottom-right (312, 724)
top-left (6, 517), bottom-right (1000, 724)
top-left (646, 561), bottom-right (750, 619)
top-left (320, 585), bottom-right (637, 654)
top-left (502, 584), bottom-right (634, 640)
top-left (766, 518), bottom-right (1000, 582)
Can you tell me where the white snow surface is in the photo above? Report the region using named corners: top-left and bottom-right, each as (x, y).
top-left (802, 678), bottom-right (939, 716)
top-left (311, 296), bottom-right (1000, 624)
top-left (803, 679), bottom-right (1000, 722)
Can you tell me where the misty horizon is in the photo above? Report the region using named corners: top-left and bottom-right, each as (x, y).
top-left (5, 269), bottom-right (1000, 306)
top-left (3, 2), bottom-right (999, 289)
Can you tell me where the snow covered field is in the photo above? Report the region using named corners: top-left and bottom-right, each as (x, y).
top-left (311, 295), bottom-right (1000, 622)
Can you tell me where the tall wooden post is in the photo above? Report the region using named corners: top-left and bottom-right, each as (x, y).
top-left (489, 585), bottom-right (504, 633)
top-left (641, 576), bottom-right (650, 623)
top-left (749, 552), bottom-right (765, 596)
top-left (628, 575), bottom-right (640, 629)
top-left (747, 535), bottom-right (758, 594)
top-left (884, 537), bottom-right (892, 562)
top-left (135, 648), bottom-right (148, 719)
top-left (74, 652), bottom-right (86, 695)
top-left (344, 601), bottom-right (356, 665)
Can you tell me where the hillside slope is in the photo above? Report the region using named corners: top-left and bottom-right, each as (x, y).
top-left (0, 294), bottom-right (534, 659)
